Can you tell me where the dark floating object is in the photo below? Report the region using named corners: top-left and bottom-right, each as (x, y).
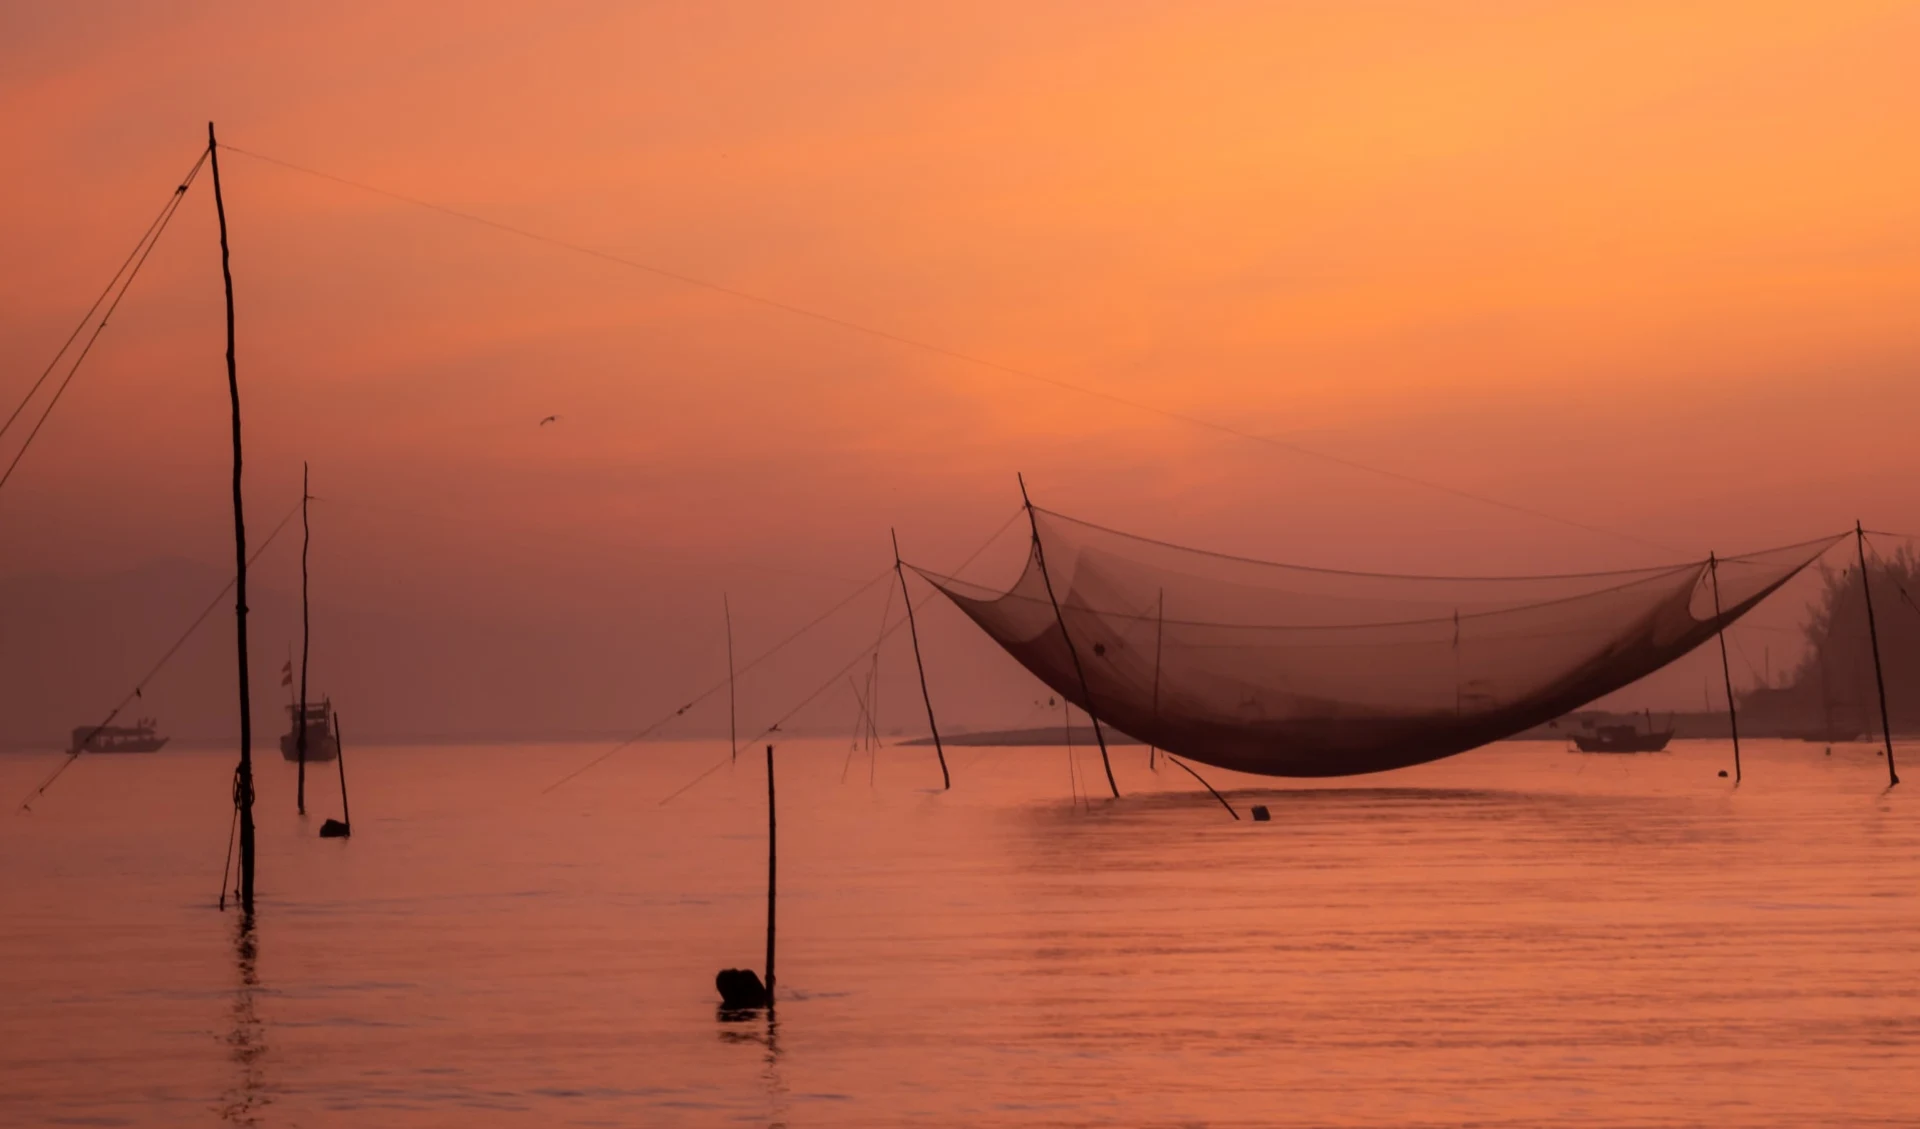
top-left (1717, 770), bottom-right (1729, 778)
top-left (1250, 805), bottom-right (1271, 822)
top-left (715, 968), bottom-right (769, 1010)
top-left (318, 818), bottom-right (349, 838)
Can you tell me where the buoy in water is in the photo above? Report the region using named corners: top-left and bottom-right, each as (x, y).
top-left (1250, 805), bottom-right (1271, 822)
top-left (716, 968), bottom-right (769, 1009)
top-left (318, 818), bottom-right (350, 838)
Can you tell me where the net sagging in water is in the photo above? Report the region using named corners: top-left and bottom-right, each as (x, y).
top-left (916, 509), bottom-right (1843, 777)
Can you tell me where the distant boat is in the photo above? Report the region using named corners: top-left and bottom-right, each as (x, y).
top-left (280, 698), bottom-right (339, 762)
top-left (1570, 711), bottom-right (1673, 754)
top-left (70, 719), bottom-right (168, 754)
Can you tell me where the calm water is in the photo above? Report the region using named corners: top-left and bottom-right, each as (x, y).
top-left (2, 738), bottom-right (1915, 1127)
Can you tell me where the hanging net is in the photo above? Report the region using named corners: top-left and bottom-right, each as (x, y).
top-left (915, 509), bottom-right (1843, 777)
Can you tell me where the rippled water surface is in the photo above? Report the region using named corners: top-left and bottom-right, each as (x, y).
top-left (3, 738), bottom-right (1916, 1126)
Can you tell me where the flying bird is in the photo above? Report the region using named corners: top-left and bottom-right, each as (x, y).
top-left (539, 415), bottom-right (559, 426)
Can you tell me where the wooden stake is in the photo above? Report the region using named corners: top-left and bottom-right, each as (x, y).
top-left (1708, 553), bottom-right (1741, 786)
top-left (209, 122), bottom-right (254, 912)
top-left (892, 528), bottom-right (949, 790)
top-left (1149, 588), bottom-right (1163, 771)
top-left (764, 743), bottom-right (777, 1009)
top-left (1164, 754), bottom-right (1240, 820)
top-left (334, 710), bottom-right (350, 830)
top-left (297, 461), bottom-right (309, 814)
top-left (724, 594), bottom-right (738, 764)
top-left (1856, 523), bottom-right (1900, 787)
top-left (1018, 475), bottom-right (1118, 798)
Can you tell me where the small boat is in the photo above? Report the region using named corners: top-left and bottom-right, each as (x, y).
top-left (70, 719), bottom-right (169, 754)
top-left (280, 698), bottom-right (339, 762)
top-left (1570, 711), bottom-right (1673, 754)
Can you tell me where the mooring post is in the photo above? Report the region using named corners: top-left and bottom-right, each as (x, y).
top-left (209, 121), bottom-right (255, 911)
top-left (1019, 475), bottom-right (1119, 798)
top-left (1708, 553), bottom-right (1741, 786)
top-left (892, 529), bottom-right (950, 789)
top-left (764, 742), bottom-right (777, 1010)
top-left (1856, 523), bottom-right (1900, 787)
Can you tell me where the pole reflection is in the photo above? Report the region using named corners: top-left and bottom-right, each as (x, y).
top-left (217, 911), bottom-right (266, 1125)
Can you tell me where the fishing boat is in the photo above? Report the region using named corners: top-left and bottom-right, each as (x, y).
top-left (69, 720), bottom-right (169, 753)
top-left (1570, 712), bottom-right (1673, 754)
top-left (280, 698), bottom-right (339, 762)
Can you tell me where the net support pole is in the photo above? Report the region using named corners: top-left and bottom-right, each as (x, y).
top-left (892, 529), bottom-right (950, 790)
top-left (724, 594), bottom-right (738, 764)
top-left (210, 121), bottom-right (255, 913)
top-left (1148, 588), bottom-right (1163, 771)
top-left (764, 743), bottom-right (777, 1010)
top-left (1019, 476), bottom-right (1119, 798)
top-left (296, 461), bottom-right (309, 815)
top-left (1856, 523), bottom-right (1900, 787)
top-left (1164, 755), bottom-right (1239, 820)
top-left (1708, 553), bottom-right (1742, 786)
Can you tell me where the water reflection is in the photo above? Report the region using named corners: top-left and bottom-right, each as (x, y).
top-left (217, 912), bottom-right (266, 1125)
top-left (716, 1008), bottom-right (787, 1126)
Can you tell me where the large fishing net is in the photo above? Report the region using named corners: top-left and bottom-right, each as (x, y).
top-left (916, 509), bottom-right (1842, 777)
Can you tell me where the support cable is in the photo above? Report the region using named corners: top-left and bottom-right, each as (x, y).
top-left (0, 150), bottom-right (211, 501)
top-left (1, 148), bottom-right (208, 447)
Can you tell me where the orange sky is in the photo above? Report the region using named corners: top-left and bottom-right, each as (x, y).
top-left (1, 1), bottom-right (1917, 737)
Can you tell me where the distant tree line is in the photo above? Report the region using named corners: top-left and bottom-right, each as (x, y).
top-left (1740, 547), bottom-right (1920, 736)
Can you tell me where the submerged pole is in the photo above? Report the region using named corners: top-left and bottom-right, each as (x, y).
top-left (1856, 523), bottom-right (1900, 787)
top-left (765, 742), bottom-right (777, 1010)
top-left (1018, 475), bottom-right (1118, 798)
top-left (210, 121), bottom-right (255, 911)
top-left (297, 461), bottom-right (310, 814)
top-left (724, 594), bottom-right (738, 764)
top-left (1708, 553), bottom-right (1741, 786)
top-left (892, 529), bottom-right (949, 789)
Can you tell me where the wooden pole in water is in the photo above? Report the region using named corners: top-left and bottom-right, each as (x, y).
top-left (1019, 475), bottom-right (1118, 798)
top-left (892, 528), bottom-right (950, 790)
top-left (764, 742), bottom-right (776, 1009)
top-left (1708, 553), bottom-right (1741, 786)
top-left (1164, 754), bottom-right (1240, 820)
top-left (724, 594), bottom-right (737, 764)
top-left (209, 122), bottom-right (255, 912)
top-left (334, 711), bottom-right (350, 829)
top-left (296, 461), bottom-right (310, 814)
top-left (1856, 522), bottom-right (1900, 787)
top-left (1149, 588), bottom-right (1163, 771)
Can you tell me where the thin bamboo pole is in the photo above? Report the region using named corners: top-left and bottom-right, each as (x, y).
top-left (209, 122), bottom-right (254, 912)
top-left (1019, 476), bottom-right (1118, 797)
top-left (297, 462), bottom-right (309, 813)
top-left (1708, 554), bottom-right (1741, 785)
top-left (892, 529), bottom-right (949, 789)
top-left (724, 594), bottom-right (737, 764)
top-left (1856, 523), bottom-right (1900, 787)
top-left (764, 743), bottom-right (777, 1009)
